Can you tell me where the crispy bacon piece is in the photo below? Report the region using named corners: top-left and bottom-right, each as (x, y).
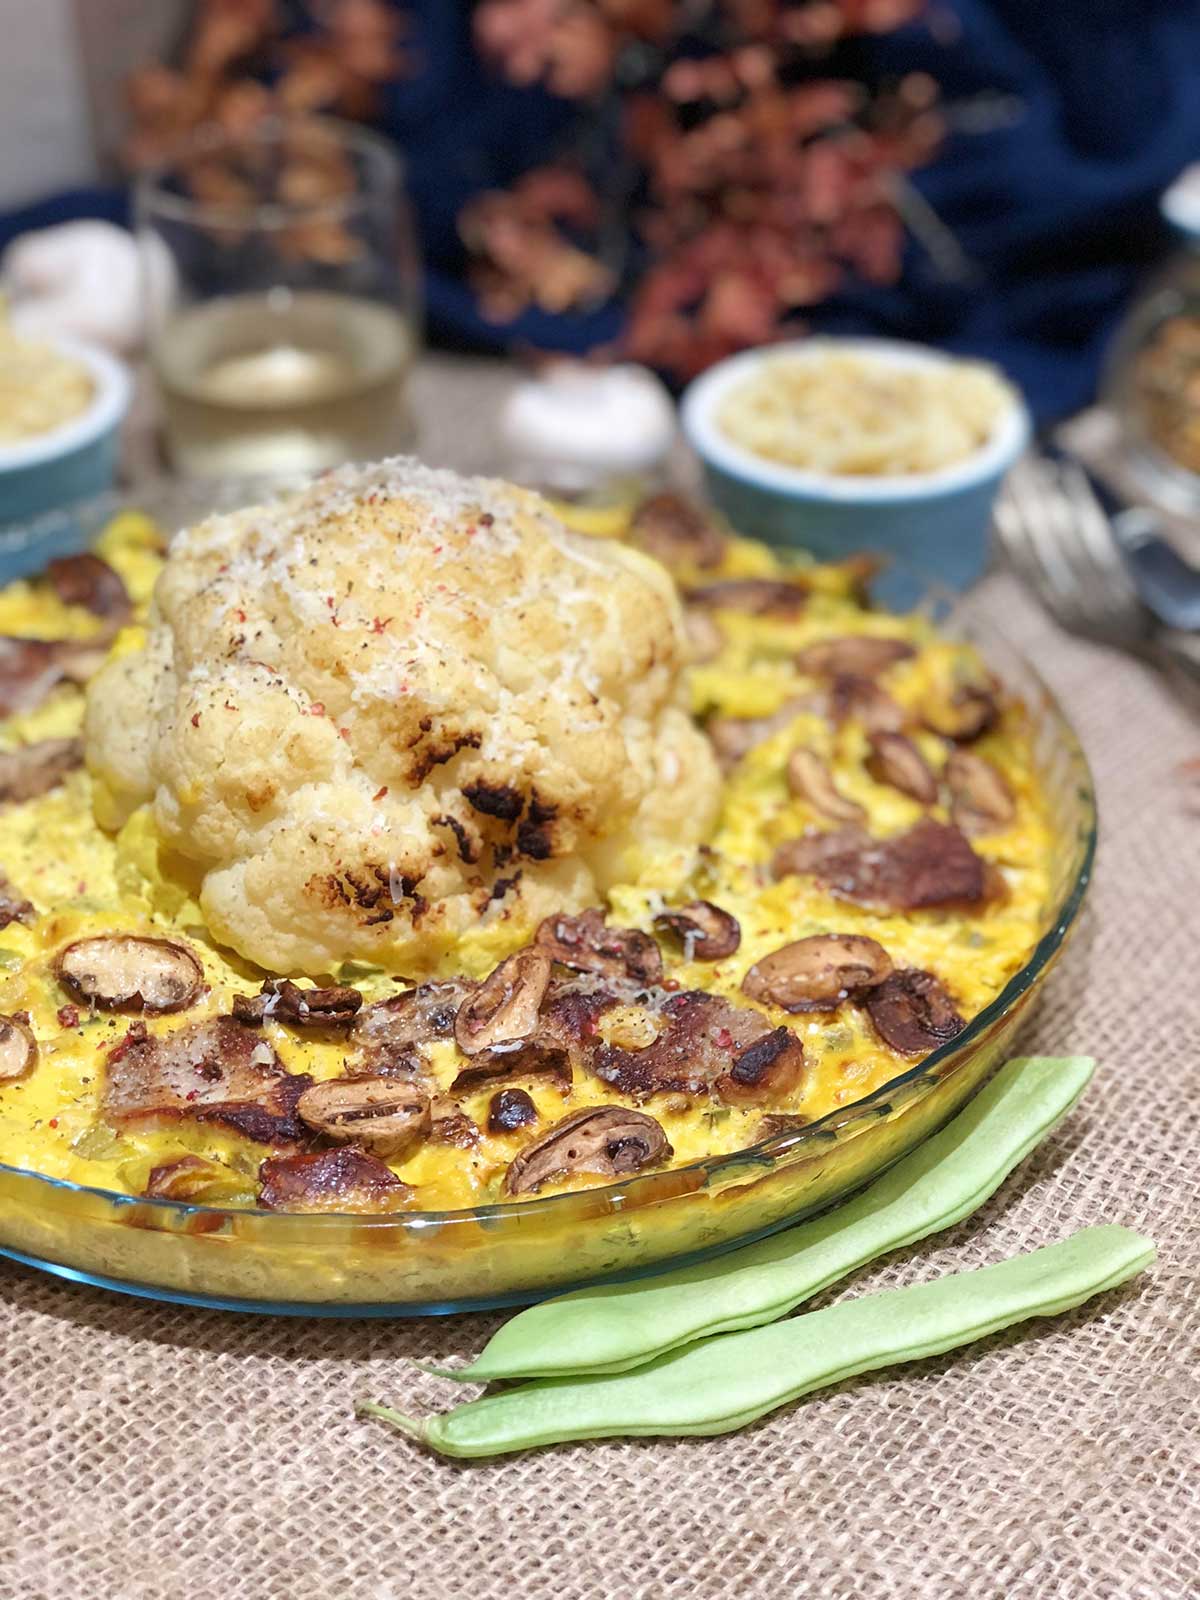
top-left (257, 1147), bottom-right (412, 1213)
top-left (535, 908), bottom-right (663, 985)
top-left (0, 636), bottom-right (109, 718)
top-left (0, 870), bottom-right (34, 929)
top-left (349, 978), bottom-right (476, 1079)
top-left (629, 491), bottom-right (727, 569)
top-left (46, 553), bottom-right (131, 622)
top-left (103, 1016), bottom-right (311, 1146)
top-left (0, 737), bottom-right (83, 805)
top-left (591, 988), bottom-right (804, 1104)
top-left (771, 824), bottom-right (870, 879)
top-left (686, 578), bottom-right (808, 618)
top-left (232, 977), bottom-right (362, 1030)
top-left (795, 635), bottom-right (915, 678)
top-left (503, 1106), bottom-right (672, 1196)
top-left (781, 818), bottom-right (991, 911)
top-left (866, 968), bottom-right (965, 1055)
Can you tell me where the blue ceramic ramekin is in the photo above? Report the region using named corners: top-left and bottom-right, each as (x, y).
top-left (0, 337), bottom-right (131, 554)
top-left (681, 338), bottom-right (1030, 605)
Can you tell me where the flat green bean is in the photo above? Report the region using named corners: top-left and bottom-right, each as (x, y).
top-left (445, 1055), bottom-right (1095, 1383)
top-left (360, 1225), bottom-right (1153, 1457)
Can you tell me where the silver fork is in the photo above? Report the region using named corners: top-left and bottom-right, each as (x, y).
top-left (993, 454), bottom-right (1200, 701)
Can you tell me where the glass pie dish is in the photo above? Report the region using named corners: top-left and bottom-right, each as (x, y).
top-left (0, 553), bottom-right (1095, 1315)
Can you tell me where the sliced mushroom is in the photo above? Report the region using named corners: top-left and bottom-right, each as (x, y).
top-left (428, 1096), bottom-right (480, 1147)
top-left (296, 1076), bottom-right (430, 1159)
top-left (629, 491), bottom-right (727, 569)
top-left (787, 749), bottom-right (866, 823)
top-left (686, 577), bottom-right (808, 618)
top-left (829, 674), bottom-right (908, 734)
top-left (741, 934), bottom-right (893, 1013)
top-left (653, 900), bottom-right (741, 961)
top-left (143, 1154), bottom-right (241, 1203)
top-left (772, 824), bottom-right (871, 880)
top-left (706, 696), bottom-right (819, 771)
top-left (455, 947), bottom-right (551, 1055)
top-left (717, 1026), bottom-right (807, 1104)
top-left (923, 684), bottom-right (998, 742)
top-left (56, 935), bottom-right (204, 1014)
top-left (0, 737), bottom-right (84, 805)
top-left (46, 553), bottom-right (131, 623)
top-left (945, 750), bottom-right (1016, 836)
top-left (258, 1147), bottom-right (412, 1213)
top-left (866, 968), bottom-right (965, 1055)
top-left (0, 869), bottom-right (33, 929)
top-left (232, 978), bottom-right (362, 1030)
top-left (0, 1014), bottom-right (36, 1081)
top-left (796, 635), bottom-right (915, 678)
top-left (535, 908), bottom-right (663, 985)
top-left (488, 1086), bottom-right (538, 1134)
top-left (503, 1105), bottom-right (672, 1196)
top-left (0, 636), bottom-right (110, 718)
top-left (866, 731), bottom-right (938, 804)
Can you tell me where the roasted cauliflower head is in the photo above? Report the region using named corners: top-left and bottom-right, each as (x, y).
top-left (84, 459), bottom-right (721, 975)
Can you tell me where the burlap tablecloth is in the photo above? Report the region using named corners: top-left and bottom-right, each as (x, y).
top-left (2, 358), bottom-right (1198, 1600)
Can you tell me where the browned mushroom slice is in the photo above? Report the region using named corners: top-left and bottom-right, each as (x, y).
top-left (297, 1077), bottom-right (430, 1159)
top-left (865, 731), bottom-right (938, 804)
top-left (923, 684), bottom-right (998, 742)
top-left (742, 934), bottom-right (893, 1013)
top-left (455, 947), bottom-right (551, 1055)
top-left (706, 696), bottom-right (820, 771)
top-left (535, 907), bottom-right (663, 985)
top-left (866, 968), bottom-right (965, 1055)
top-left (258, 1147), bottom-right (412, 1213)
top-left (488, 1086), bottom-right (538, 1133)
top-left (46, 553), bottom-right (132, 623)
top-left (772, 824), bottom-right (872, 880)
top-left (795, 635), bottom-right (915, 678)
top-left (0, 636), bottom-right (109, 717)
top-left (801, 818), bottom-right (990, 911)
top-left (450, 1037), bottom-right (572, 1095)
top-left (686, 577), bottom-right (808, 618)
top-left (654, 900), bottom-right (741, 961)
top-left (103, 1017), bottom-right (311, 1146)
top-left (591, 988), bottom-right (803, 1103)
top-left (787, 749), bottom-right (866, 823)
top-left (0, 1014), bottom-right (36, 1081)
top-left (143, 1154), bottom-right (241, 1203)
top-left (0, 870), bottom-right (33, 930)
top-left (0, 737), bottom-right (84, 805)
top-left (350, 978), bottom-right (476, 1075)
top-left (232, 978), bottom-right (362, 1030)
top-left (829, 674), bottom-right (908, 734)
top-left (717, 1026), bottom-right (807, 1105)
top-left (57, 935), bottom-right (204, 1014)
top-left (629, 491), bottom-right (727, 569)
top-left (503, 1105), bottom-right (672, 1196)
top-left (945, 750), bottom-right (1016, 836)
top-left (428, 1096), bottom-right (480, 1148)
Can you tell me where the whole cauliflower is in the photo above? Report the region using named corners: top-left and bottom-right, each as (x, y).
top-left (85, 460), bottom-right (721, 976)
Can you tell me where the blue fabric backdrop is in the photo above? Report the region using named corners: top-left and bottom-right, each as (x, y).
top-left (4, 0), bottom-right (1198, 422)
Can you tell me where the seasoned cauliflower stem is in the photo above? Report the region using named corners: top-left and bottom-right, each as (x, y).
top-left (84, 460), bottom-right (722, 975)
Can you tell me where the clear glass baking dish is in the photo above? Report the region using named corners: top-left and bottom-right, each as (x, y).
top-left (0, 543), bottom-right (1095, 1314)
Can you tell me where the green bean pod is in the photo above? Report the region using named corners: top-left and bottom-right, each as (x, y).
top-left (446, 1054), bottom-right (1096, 1383)
top-left (360, 1225), bottom-right (1153, 1458)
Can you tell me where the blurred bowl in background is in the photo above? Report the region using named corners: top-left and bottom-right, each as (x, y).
top-left (0, 337), bottom-right (131, 539)
top-left (682, 338), bottom-right (1029, 603)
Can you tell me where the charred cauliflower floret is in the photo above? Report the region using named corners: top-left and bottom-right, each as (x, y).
top-left (84, 459), bottom-right (721, 975)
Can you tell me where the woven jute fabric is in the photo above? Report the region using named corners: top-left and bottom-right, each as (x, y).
top-left (2, 374), bottom-right (1198, 1599)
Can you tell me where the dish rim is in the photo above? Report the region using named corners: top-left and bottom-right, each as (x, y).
top-left (0, 609), bottom-right (1096, 1232)
top-left (0, 336), bottom-right (131, 473)
top-left (681, 336), bottom-right (1031, 503)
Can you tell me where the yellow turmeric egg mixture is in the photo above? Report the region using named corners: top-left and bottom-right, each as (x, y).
top-left (0, 468), bottom-right (1052, 1215)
